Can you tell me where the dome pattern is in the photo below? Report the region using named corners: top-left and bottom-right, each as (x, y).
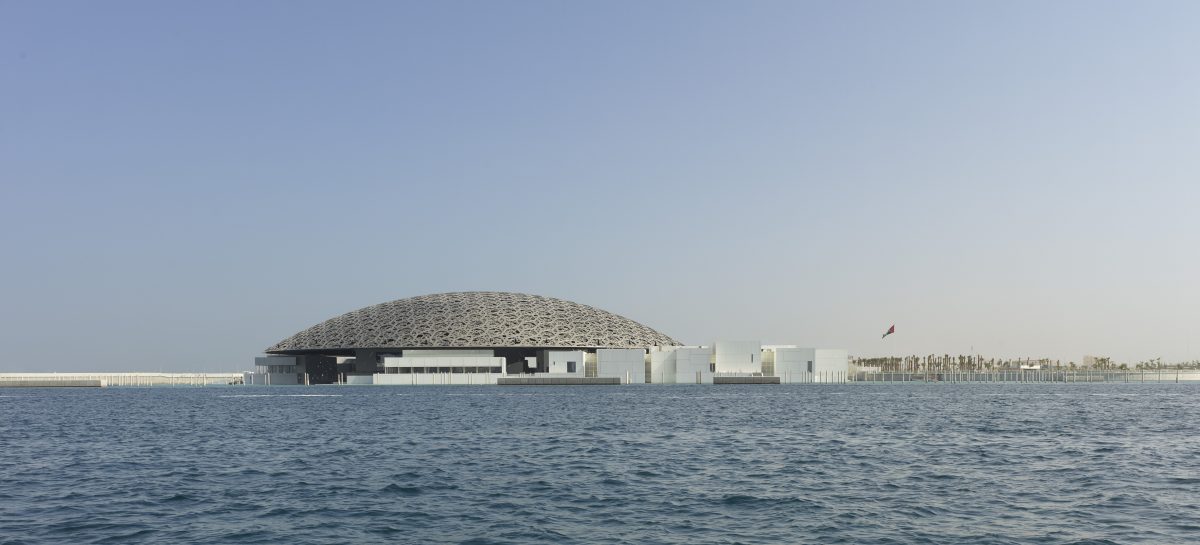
top-left (266, 291), bottom-right (680, 353)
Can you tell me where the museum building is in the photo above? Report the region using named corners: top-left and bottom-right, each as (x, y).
top-left (246, 291), bottom-right (847, 385)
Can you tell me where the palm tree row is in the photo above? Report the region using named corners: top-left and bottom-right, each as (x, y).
top-left (851, 354), bottom-right (1200, 372)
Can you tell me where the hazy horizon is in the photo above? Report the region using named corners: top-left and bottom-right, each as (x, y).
top-left (2, 1), bottom-right (1197, 372)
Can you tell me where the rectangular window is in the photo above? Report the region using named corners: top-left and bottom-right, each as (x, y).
top-left (567, 361), bottom-right (577, 373)
top-left (490, 367), bottom-right (501, 374)
top-left (451, 367), bottom-right (464, 373)
top-left (398, 367), bottom-right (412, 374)
top-left (807, 361), bottom-right (813, 373)
top-left (438, 367), bottom-right (451, 374)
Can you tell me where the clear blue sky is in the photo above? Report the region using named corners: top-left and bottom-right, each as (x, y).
top-left (2, 1), bottom-right (1197, 371)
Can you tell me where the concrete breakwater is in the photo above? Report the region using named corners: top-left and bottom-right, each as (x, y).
top-left (0, 379), bottom-right (102, 388)
top-left (0, 373), bottom-right (244, 387)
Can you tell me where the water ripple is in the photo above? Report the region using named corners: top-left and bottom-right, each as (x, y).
top-left (0, 384), bottom-right (1198, 544)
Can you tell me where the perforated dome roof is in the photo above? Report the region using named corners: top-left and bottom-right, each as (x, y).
top-left (266, 291), bottom-right (680, 353)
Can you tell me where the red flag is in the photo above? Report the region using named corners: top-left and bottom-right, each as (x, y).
top-left (882, 324), bottom-right (895, 339)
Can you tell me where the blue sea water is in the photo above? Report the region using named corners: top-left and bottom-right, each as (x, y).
top-left (1, 384), bottom-right (1198, 545)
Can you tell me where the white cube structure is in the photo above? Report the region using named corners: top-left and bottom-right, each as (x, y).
top-left (596, 348), bottom-right (646, 384)
top-left (767, 346), bottom-right (815, 383)
top-left (714, 341), bottom-right (762, 374)
top-left (813, 349), bottom-right (849, 383)
top-left (764, 346), bottom-right (849, 383)
top-left (674, 347), bottom-right (714, 384)
top-left (649, 348), bottom-right (677, 384)
top-left (544, 350), bottom-right (585, 376)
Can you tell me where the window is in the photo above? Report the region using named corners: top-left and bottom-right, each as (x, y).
top-left (490, 367), bottom-right (501, 373)
top-left (438, 367), bottom-right (451, 374)
top-left (807, 361), bottom-right (813, 373)
top-left (567, 361), bottom-right (577, 373)
top-left (451, 367), bottom-right (464, 373)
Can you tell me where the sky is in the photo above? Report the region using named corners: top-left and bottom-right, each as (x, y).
top-left (2, 1), bottom-right (1198, 372)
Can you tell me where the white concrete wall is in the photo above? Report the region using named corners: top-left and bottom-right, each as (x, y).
top-left (714, 340), bottom-right (762, 374)
top-left (382, 355), bottom-right (506, 373)
top-left (374, 351), bottom-right (506, 385)
top-left (764, 347), bottom-right (849, 383)
top-left (374, 372), bottom-right (500, 385)
top-left (674, 347), bottom-right (714, 384)
top-left (770, 346), bottom-right (816, 384)
top-left (813, 349), bottom-right (849, 383)
top-left (649, 349), bottom-right (677, 384)
top-left (545, 350), bottom-right (585, 376)
top-left (596, 348), bottom-right (646, 384)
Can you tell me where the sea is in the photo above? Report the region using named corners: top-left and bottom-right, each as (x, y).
top-left (1, 384), bottom-right (1198, 545)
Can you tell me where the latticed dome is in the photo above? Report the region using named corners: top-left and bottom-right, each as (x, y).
top-left (266, 291), bottom-right (680, 353)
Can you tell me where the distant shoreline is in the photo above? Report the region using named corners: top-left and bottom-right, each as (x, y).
top-left (3, 370), bottom-right (1199, 387)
